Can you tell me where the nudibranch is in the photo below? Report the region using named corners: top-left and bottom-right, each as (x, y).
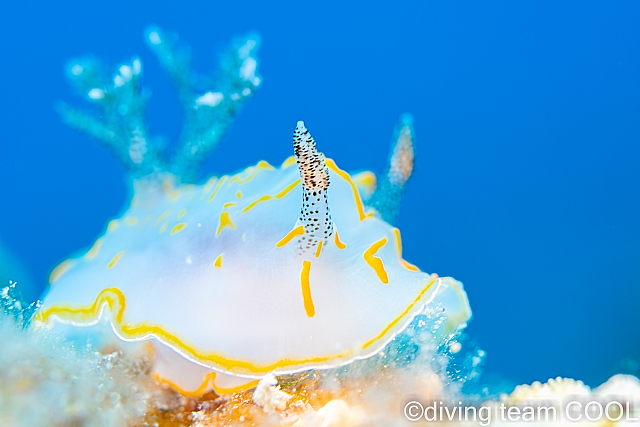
top-left (37, 28), bottom-right (471, 396)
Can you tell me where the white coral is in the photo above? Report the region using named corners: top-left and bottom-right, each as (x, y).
top-left (292, 400), bottom-right (365, 427)
top-left (252, 373), bottom-right (292, 413)
top-left (505, 376), bottom-right (591, 404)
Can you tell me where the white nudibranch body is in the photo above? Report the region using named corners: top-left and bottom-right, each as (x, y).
top-left (38, 122), bottom-right (471, 396)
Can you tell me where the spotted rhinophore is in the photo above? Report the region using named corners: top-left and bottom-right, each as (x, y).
top-left (38, 28), bottom-right (472, 396)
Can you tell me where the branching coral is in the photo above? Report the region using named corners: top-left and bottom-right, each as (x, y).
top-left (58, 26), bottom-right (261, 182)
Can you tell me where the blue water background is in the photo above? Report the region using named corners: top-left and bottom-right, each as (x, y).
top-left (0, 0), bottom-right (638, 389)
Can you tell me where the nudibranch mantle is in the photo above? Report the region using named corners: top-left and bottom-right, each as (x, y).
top-left (39, 124), bottom-right (470, 395)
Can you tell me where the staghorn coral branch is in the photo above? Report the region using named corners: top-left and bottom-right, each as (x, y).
top-left (57, 103), bottom-right (118, 148)
top-left (60, 55), bottom-right (162, 176)
top-left (174, 38), bottom-right (261, 179)
top-left (144, 26), bottom-right (262, 181)
top-left (59, 27), bottom-right (262, 183)
top-left (144, 27), bottom-right (195, 107)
